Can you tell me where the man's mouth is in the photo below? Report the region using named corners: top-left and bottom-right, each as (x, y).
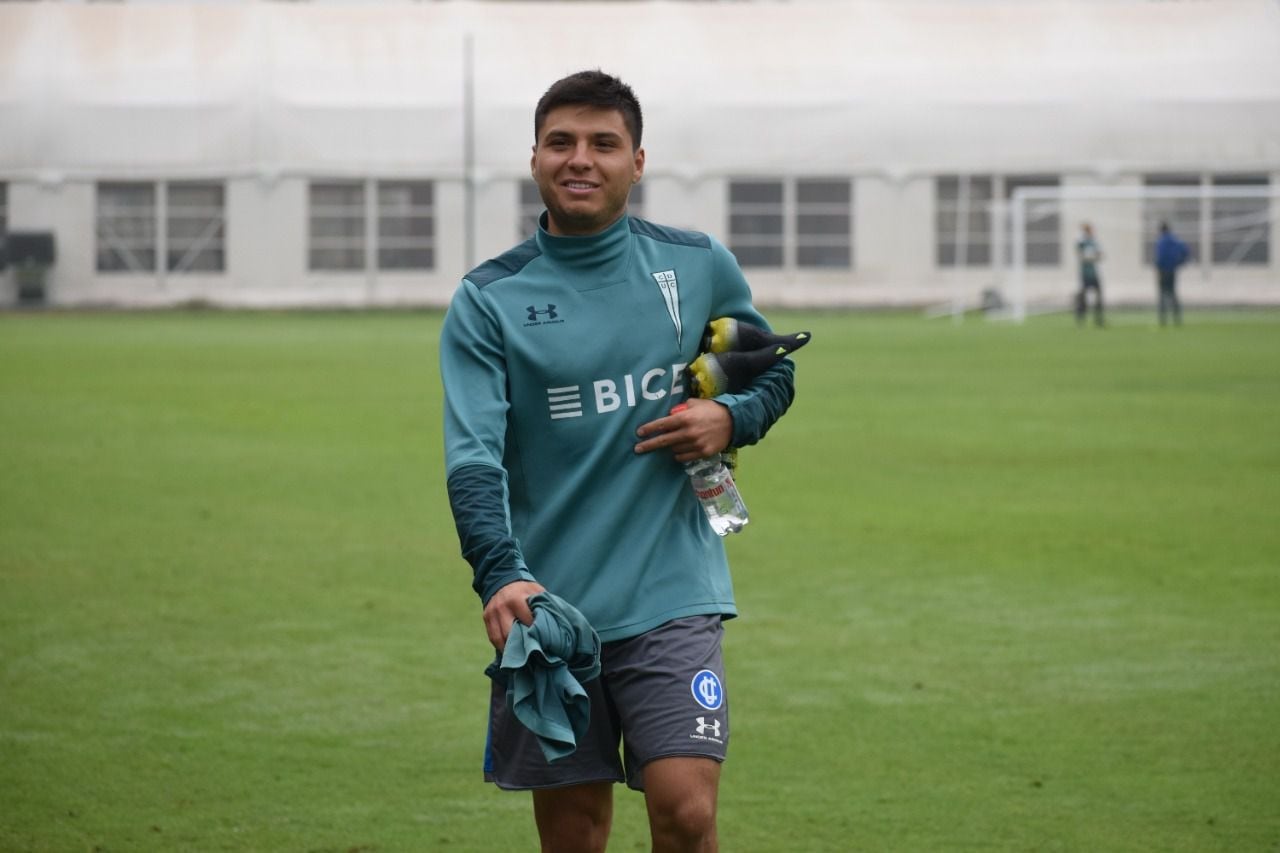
top-left (562, 180), bottom-right (598, 192)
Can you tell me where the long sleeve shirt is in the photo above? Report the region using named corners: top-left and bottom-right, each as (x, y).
top-left (440, 213), bottom-right (795, 642)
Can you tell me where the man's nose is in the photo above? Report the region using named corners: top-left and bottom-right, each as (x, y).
top-left (567, 142), bottom-right (592, 168)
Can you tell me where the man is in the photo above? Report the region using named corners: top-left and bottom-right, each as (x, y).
top-left (1154, 221), bottom-right (1189, 326)
top-left (1074, 222), bottom-right (1105, 328)
top-left (439, 70), bottom-right (795, 853)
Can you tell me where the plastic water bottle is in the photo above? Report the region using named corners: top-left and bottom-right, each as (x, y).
top-left (670, 403), bottom-right (748, 536)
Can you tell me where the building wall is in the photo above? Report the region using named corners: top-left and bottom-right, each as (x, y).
top-left (3, 169), bottom-right (1278, 309)
top-left (2, 1), bottom-right (1278, 309)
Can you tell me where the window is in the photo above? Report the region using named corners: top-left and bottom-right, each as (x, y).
top-left (309, 182), bottom-right (365, 271)
top-left (310, 180), bottom-right (436, 271)
top-left (937, 174), bottom-right (1062, 267)
top-left (1142, 174), bottom-right (1201, 265)
top-left (97, 183), bottom-right (157, 272)
top-left (518, 180), bottom-right (645, 239)
top-left (519, 181), bottom-right (543, 239)
top-left (936, 176), bottom-right (993, 266)
top-left (97, 181), bottom-right (227, 274)
top-left (796, 179), bottom-right (852, 268)
top-left (728, 180), bottom-right (785, 267)
top-left (1212, 174), bottom-right (1269, 265)
top-left (728, 179), bottom-right (854, 269)
top-left (1005, 174), bottom-right (1060, 266)
top-left (378, 181), bottom-right (434, 270)
top-left (167, 182), bottom-right (225, 273)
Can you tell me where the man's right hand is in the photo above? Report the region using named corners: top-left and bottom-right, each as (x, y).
top-left (483, 580), bottom-right (547, 652)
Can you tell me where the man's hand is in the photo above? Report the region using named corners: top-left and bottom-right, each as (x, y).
top-left (634, 398), bottom-right (733, 463)
top-left (483, 579), bottom-right (546, 652)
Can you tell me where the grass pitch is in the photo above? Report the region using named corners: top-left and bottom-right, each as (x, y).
top-left (1, 308), bottom-right (1277, 852)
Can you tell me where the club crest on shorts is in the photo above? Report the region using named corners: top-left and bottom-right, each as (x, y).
top-left (690, 669), bottom-right (723, 711)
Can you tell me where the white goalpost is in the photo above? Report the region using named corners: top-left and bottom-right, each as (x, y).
top-left (998, 183), bottom-right (1279, 323)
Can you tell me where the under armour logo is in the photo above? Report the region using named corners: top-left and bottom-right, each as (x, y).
top-left (691, 669), bottom-right (723, 711)
top-left (526, 304), bottom-right (558, 322)
top-left (695, 716), bottom-right (721, 738)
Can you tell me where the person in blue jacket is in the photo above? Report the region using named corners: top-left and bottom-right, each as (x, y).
top-left (439, 70), bottom-right (795, 853)
top-left (1154, 221), bottom-right (1190, 326)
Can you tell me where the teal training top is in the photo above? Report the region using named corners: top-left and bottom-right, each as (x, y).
top-left (440, 213), bottom-right (795, 643)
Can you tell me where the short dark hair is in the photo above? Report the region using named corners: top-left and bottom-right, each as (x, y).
top-left (534, 70), bottom-right (644, 150)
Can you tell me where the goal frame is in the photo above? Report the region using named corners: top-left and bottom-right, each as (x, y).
top-left (1001, 183), bottom-right (1279, 322)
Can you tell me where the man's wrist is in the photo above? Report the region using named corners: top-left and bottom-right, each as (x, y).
top-left (478, 568), bottom-right (538, 606)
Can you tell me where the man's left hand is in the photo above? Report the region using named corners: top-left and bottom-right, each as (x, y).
top-left (634, 398), bottom-right (732, 463)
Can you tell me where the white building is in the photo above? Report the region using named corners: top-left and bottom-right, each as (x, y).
top-left (1, 0), bottom-right (1278, 309)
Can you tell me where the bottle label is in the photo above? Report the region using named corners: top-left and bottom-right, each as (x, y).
top-left (696, 484), bottom-right (726, 500)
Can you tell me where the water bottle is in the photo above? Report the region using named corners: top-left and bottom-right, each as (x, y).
top-left (670, 404), bottom-right (749, 536)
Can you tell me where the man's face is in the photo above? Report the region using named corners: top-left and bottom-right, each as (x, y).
top-left (531, 106), bottom-right (644, 237)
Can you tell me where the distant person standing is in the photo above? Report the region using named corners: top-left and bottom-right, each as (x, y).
top-left (1154, 221), bottom-right (1189, 326)
top-left (1074, 222), bottom-right (1104, 327)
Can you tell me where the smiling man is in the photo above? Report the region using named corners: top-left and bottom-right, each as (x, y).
top-left (439, 70), bottom-right (797, 853)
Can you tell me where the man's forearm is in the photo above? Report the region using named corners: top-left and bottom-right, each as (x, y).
top-left (446, 463), bottom-right (535, 603)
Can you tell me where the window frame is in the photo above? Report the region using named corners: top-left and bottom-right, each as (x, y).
top-left (936, 174), bottom-right (1063, 269)
top-left (1004, 174), bottom-right (1061, 267)
top-left (1211, 174), bottom-right (1270, 266)
top-left (376, 180), bottom-right (436, 271)
top-left (166, 181), bottom-right (226, 273)
top-left (795, 178), bottom-right (853, 269)
top-left (96, 182), bottom-right (159, 273)
top-left (935, 175), bottom-right (994, 268)
top-left (728, 178), bottom-right (854, 270)
top-left (308, 181), bottom-right (367, 272)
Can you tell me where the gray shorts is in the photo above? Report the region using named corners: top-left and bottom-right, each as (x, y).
top-left (483, 614), bottom-right (729, 791)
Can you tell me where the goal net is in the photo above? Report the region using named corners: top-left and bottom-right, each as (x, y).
top-left (994, 182), bottom-right (1278, 322)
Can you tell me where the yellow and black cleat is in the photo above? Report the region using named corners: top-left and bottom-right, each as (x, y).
top-left (688, 343), bottom-right (801, 398)
top-left (688, 319), bottom-right (811, 398)
top-left (700, 318), bottom-right (812, 357)
top-left (687, 318), bottom-right (812, 473)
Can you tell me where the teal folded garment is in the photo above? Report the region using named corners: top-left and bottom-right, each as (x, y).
top-left (484, 591), bottom-right (601, 763)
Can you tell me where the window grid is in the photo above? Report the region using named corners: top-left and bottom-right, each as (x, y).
top-left (309, 182), bottom-right (366, 271)
top-left (377, 180), bottom-right (435, 270)
top-left (97, 182), bottom-right (158, 273)
top-left (519, 181), bottom-right (543, 239)
top-left (166, 182), bottom-right (226, 273)
top-left (728, 179), bottom-right (855, 269)
top-left (795, 179), bottom-right (852, 268)
top-left (1211, 175), bottom-right (1270, 265)
top-left (1004, 175), bottom-right (1061, 266)
top-left (936, 176), bottom-right (993, 267)
top-left (728, 180), bottom-right (786, 268)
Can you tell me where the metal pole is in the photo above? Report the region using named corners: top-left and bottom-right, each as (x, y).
top-left (463, 33), bottom-right (476, 272)
top-left (1011, 190), bottom-right (1026, 323)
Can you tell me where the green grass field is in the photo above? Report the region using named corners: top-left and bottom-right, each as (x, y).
top-left (1, 308), bottom-right (1278, 852)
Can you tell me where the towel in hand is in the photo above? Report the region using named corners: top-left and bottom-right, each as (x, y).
top-left (484, 591), bottom-right (601, 763)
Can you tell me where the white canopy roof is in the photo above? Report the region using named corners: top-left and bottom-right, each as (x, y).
top-left (2, 0), bottom-right (1278, 182)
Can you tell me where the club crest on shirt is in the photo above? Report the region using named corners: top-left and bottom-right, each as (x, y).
top-left (651, 270), bottom-right (682, 347)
